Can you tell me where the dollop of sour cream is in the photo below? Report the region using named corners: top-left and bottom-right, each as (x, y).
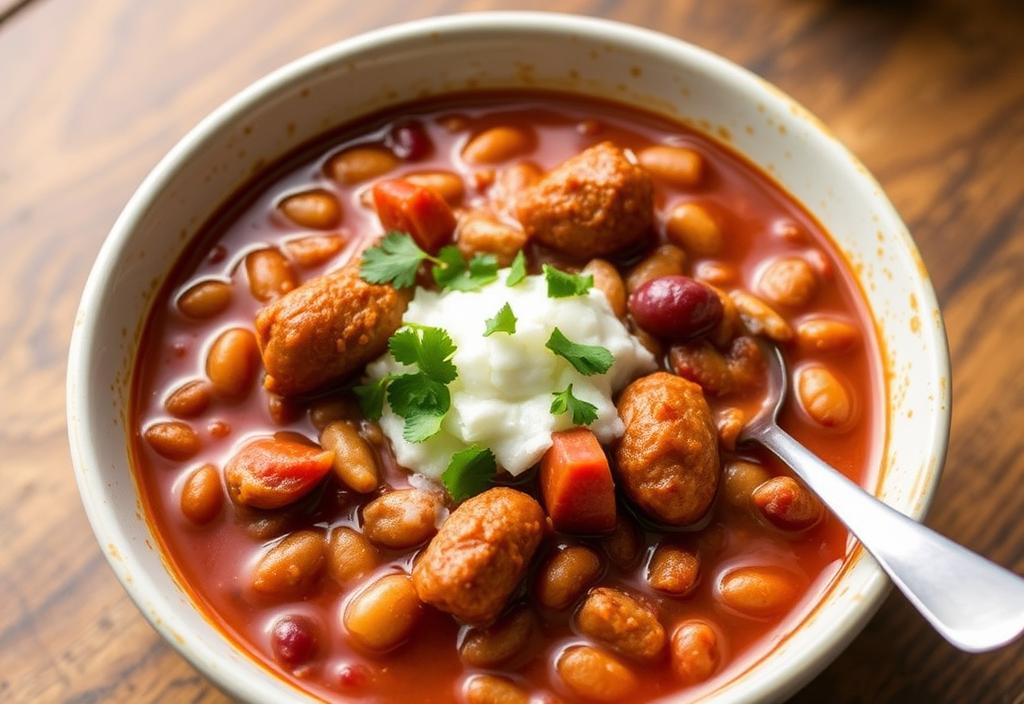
top-left (366, 270), bottom-right (656, 479)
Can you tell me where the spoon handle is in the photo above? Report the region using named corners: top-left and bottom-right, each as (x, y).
top-left (752, 423), bottom-right (1024, 652)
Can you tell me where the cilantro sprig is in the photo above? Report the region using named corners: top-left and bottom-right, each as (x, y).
top-left (545, 328), bottom-right (614, 376)
top-left (442, 445), bottom-right (496, 502)
top-left (359, 232), bottom-right (498, 292)
top-left (543, 264), bottom-right (593, 298)
top-left (433, 247), bottom-right (499, 291)
top-left (483, 303), bottom-right (517, 337)
top-left (550, 384), bottom-right (599, 426)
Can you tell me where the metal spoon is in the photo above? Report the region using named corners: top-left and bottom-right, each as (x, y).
top-left (738, 344), bottom-right (1024, 652)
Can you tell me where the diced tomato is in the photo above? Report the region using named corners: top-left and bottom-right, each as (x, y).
top-left (372, 179), bottom-right (456, 253)
top-left (224, 437), bottom-right (334, 509)
top-left (540, 428), bottom-right (617, 534)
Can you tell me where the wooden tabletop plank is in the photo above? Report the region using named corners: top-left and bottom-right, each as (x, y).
top-left (0, 0), bottom-right (1021, 702)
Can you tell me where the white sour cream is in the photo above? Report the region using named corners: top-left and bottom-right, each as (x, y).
top-left (366, 270), bottom-right (656, 479)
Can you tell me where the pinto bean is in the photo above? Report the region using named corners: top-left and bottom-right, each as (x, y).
top-left (753, 476), bottom-right (824, 531)
top-left (638, 145), bottom-right (703, 187)
top-left (625, 244), bottom-right (687, 293)
top-left (730, 291), bottom-right (793, 342)
top-left (205, 327), bottom-right (259, 398)
top-left (721, 460), bottom-right (772, 510)
top-left (246, 248), bottom-right (297, 302)
top-left (284, 234), bottom-right (346, 268)
top-left (252, 530), bottom-right (326, 597)
top-left (144, 421), bottom-right (200, 460)
top-left (463, 126), bottom-right (532, 164)
top-left (535, 546), bottom-right (602, 610)
top-left (279, 189), bottom-right (342, 229)
top-left (647, 544), bottom-right (701, 597)
top-left (584, 259), bottom-right (627, 318)
top-left (797, 365), bottom-right (853, 427)
top-left (463, 675), bottom-right (529, 704)
top-left (666, 202), bottom-right (723, 256)
top-left (328, 146), bottom-right (399, 185)
top-left (177, 280), bottom-right (232, 319)
top-left (557, 646), bottom-right (638, 702)
top-left (456, 212), bottom-right (527, 267)
top-left (715, 407), bottom-right (745, 451)
top-left (670, 336), bottom-right (765, 398)
top-left (719, 566), bottom-right (801, 617)
top-left (308, 396), bottom-right (361, 431)
top-left (671, 621), bottom-right (720, 684)
top-left (344, 574), bottom-right (421, 651)
top-left (362, 489), bottom-right (442, 549)
top-left (326, 526), bottom-right (378, 586)
top-left (694, 261), bottom-right (739, 287)
top-left (601, 516), bottom-right (643, 569)
top-left (405, 170), bottom-right (466, 205)
top-left (575, 587), bottom-right (666, 661)
top-left (164, 380), bottom-right (211, 418)
top-left (796, 318), bottom-right (859, 353)
top-left (758, 257), bottom-right (817, 307)
top-left (319, 421), bottom-right (379, 493)
top-left (180, 464), bottom-right (223, 524)
top-left (460, 607), bottom-right (536, 668)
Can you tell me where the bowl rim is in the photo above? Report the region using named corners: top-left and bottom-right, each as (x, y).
top-left (67, 11), bottom-right (951, 704)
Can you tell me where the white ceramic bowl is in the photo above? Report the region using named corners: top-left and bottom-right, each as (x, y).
top-left (67, 12), bottom-right (950, 703)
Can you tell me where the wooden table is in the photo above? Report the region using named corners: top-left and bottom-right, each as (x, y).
top-left (1, 0), bottom-right (1021, 701)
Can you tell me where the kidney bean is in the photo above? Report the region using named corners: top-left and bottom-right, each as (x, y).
top-left (224, 436), bottom-right (333, 509)
top-left (252, 530), bottom-right (326, 597)
top-left (405, 171), bottom-right (465, 205)
top-left (758, 257), bottom-right (818, 308)
top-left (797, 365), bottom-right (853, 427)
top-left (271, 615), bottom-right (319, 669)
top-left (266, 393), bottom-right (299, 426)
top-left (344, 574), bottom-right (421, 651)
top-left (535, 546), bottom-right (602, 610)
top-left (638, 145), bottom-right (703, 187)
top-left (328, 146), bottom-right (399, 185)
top-left (694, 261), bottom-right (739, 287)
top-left (575, 587), bottom-right (666, 661)
top-left (625, 244), bottom-right (687, 293)
top-left (386, 120), bottom-right (432, 161)
top-left (326, 526), bottom-right (378, 586)
top-left (730, 291), bottom-right (793, 342)
top-left (463, 126), bottom-right (532, 164)
top-left (180, 464), bottom-right (222, 524)
top-left (246, 248), bottom-right (297, 302)
top-left (144, 421), bottom-right (200, 460)
top-left (319, 421), bottom-right (379, 494)
top-left (629, 275), bottom-right (723, 341)
top-left (460, 607), bottom-right (536, 668)
top-left (670, 621), bottom-right (719, 684)
top-left (718, 566), bottom-right (800, 616)
top-left (205, 328), bottom-right (259, 398)
top-left (753, 476), bottom-right (824, 531)
top-left (463, 675), bottom-right (529, 704)
top-left (556, 646), bottom-right (637, 701)
top-left (647, 544), bottom-right (700, 597)
top-left (601, 516), bottom-right (643, 569)
top-left (177, 280), bottom-right (232, 319)
top-left (284, 234), bottom-right (345, 268)
top-left (240, 509), bottom-right (292, 541)
top-left (666, 202), bottom-right (723, 256)
top-left (456, 212), bottom-right (527, 267)
top-left (796, 317), bottom-right (859, 353)
top-left (721, 460), bottom-right (771, 510)
top-left (362, 489), bottom-right (442, 549)
top-left (164, 380), bottom-right (211, 418)
top-left (584, 259), bottom-right (627, 318)
top-left (279, 189), bottom-right (342, 230)
top-left (715, 407), bottom-right (745, 451)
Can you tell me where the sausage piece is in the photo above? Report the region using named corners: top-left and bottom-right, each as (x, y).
top-left (615, 372), bottom-right (719, 525)
top-left (412, 488), bottom-right (544, 624)
top-left (515, 142), bottom-right (653, 259)
top-left (255, 259), bottom-right (408, 396)
top-left (575, 587), bottom-right (666, 661)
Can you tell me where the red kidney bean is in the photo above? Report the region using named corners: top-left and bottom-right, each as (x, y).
top-left (386, 120), bottom-right (432, 160)
top-left (628, 275), bottom-right (723, 340)
top-left (271, 615), bottom-right (319, 668)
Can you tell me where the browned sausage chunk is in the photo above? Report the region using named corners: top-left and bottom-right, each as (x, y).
top-left (615, 372), bottom-right (719, 525)
top-left (412, 488), bottom-right (544, 624)
top-left (255, 259), bottom-right (408, 396)
top-left (515, 142), bottom-right (653, 259)
top-left (575, 587), bottom-right (666, 661)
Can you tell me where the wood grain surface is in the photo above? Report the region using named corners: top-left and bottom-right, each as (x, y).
top-left (0, 0), bottom-right (1021, 702)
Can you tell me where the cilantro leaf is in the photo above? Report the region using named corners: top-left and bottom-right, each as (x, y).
top-left (483, 303), bottom-right (517, 337)
top-left (388, 325), bottom-right (457, 384)
top-left (360, 231), bottom-right (435, 288)
top-left (442, 445), bottom-right (496, 502)
top-left (545, 328), bottom-right (614, 376)
top-left (387, 373), bottom-right (451, 442)
top-left (432, 246), bottom-right (499, 292)
top-left (353, 376), bottom-right (391, 421)
top-left (543, 264), bottom-right (594, 298)
top-left (550, 383), bottom-right (599, 426)
top-left (506, 250), bottom-right (527, 287)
